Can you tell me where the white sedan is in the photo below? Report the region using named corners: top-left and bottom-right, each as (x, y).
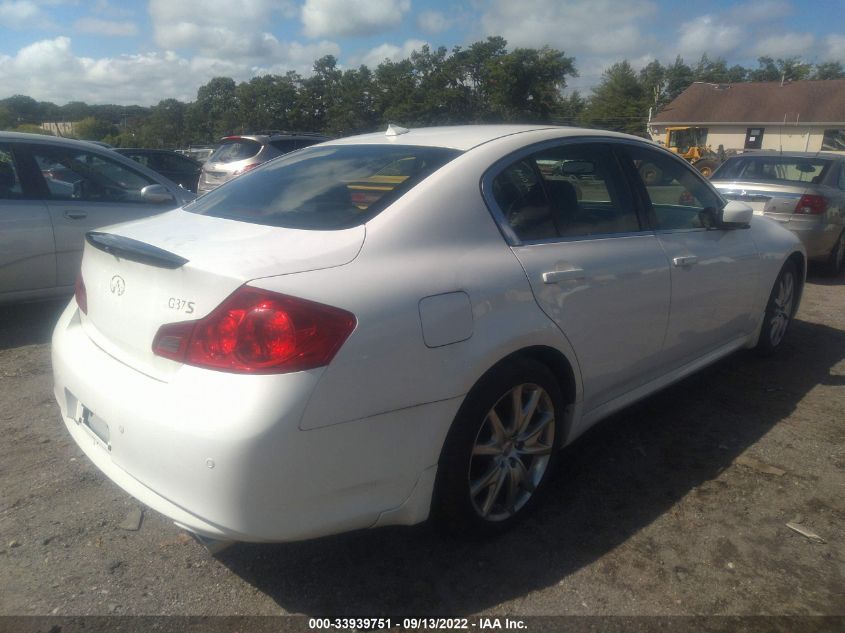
top-left (52, 125), bottom-right (805, 546)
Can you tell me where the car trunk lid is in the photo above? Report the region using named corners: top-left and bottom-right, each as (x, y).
top-left (713, 181), bottom-right (819, 221)
top-left (78, 209), bottom-right (364, 381)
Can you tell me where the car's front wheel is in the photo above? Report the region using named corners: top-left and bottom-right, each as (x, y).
top-left (434, 358), bottom-right (563, 536)
top-left (756, 260), bottom-right (799, 355)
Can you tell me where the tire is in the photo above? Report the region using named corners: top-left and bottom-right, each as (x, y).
top-left (693, 159), bottom-right (719, 179)
top-left (639, 162), bottom-right (663, 186)
top-left (433, 358), bottom-right (564, 537)
top-left (756, 260), bottom-right (799, 355)
top-left (825, 230), bottom-right (845, 277)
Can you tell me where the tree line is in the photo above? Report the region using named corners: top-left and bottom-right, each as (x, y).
top-left (1, 37), bottom-right (843, 147)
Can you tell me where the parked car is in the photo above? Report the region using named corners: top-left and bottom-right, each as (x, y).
top-left (711, 151), bottom-right (845, 275)
top-left (115, 148), bottom-right (203, 193)
top-left (0, 132), bottom-right (195, 304)
top-left (197, 131), bottom-right (328, 196)
top-left (53, 125), bottom-right (804, 547)
top-left (177, 146), bottom-right (215, 164)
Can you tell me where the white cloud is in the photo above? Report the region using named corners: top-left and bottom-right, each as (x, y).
top-left (352, 38), bottom-right (427, 68)
top-left (0, 35), bottom-right (340, 106)
top-left (0, 0), bottom-right (55, 29)
top-left (823, 34), bottom-right (845, 61)
top-left (149, 0), bottom-right (298, 60)
top-left (301, 0), bottom-right (411, 38)
top-left (752, 32), bottom-right (814, 58)
top-left (675, 15), bottom-right (743, 60)
top-left (417, 10), bottom-right (452, 34)
top-left (480, 0), bottom-right (657, 56)
top-left (0, 37), bottom-right (195, 105)
top-left (74, 17), bottom-right (138, 37)
top-left (146, 0), bottom-right (337, 81)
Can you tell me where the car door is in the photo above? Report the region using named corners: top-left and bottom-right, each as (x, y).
top-left (619, 144), bottom-right (760, 368)
top-left (485, 141), bottom-right (671, 414)
top-left (0, 143), bottom-right (56, 296)
top-left (28, 144), bottom-right (176, 288)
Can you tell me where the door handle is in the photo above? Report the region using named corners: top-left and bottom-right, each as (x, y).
top-left (542, 268), bottom-right (586, 284)
top-left (63, 211), bottom-right (88, 220)
top-left (672, 255), bottom-right (698, 267)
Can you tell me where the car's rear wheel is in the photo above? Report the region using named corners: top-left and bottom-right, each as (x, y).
top-left (756, 260), bottom-right (798, 355)
top-left (826, 230), bottom-right (845, 276)
top-left (434, 358), bottom-right (563, 536)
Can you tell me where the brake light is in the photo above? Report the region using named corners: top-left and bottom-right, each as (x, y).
top-left (794, 194), bottom-right (828, 215)
top-left (233, 162), bottom-right (260, 176)
top-left (75, 275), bottom-right (87, 314)
top-left (152, 287), bottom-right (356, 374)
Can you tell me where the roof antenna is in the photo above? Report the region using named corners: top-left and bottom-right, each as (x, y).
top-left (385, 124), bottom-right (409, 137)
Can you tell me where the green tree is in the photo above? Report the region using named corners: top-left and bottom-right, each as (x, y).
top-left (584, 61), bottom-right (647, 136)
top-left (194, 77), bottom-right (239, 140)
top-left (0, 106), bottom-right (13, 130)
top-left (664, 56), bottom-right (694, 101)
top-left (0, 95), bottom-right (41, 123)
top-left (487, 47), bottom-right (576, 122)
top-left (74, 116), bottom-right (118, 141)
top-left (813, 61), bottom-right (845, 80)
top-left (237, 73), bottom-right (301, 132)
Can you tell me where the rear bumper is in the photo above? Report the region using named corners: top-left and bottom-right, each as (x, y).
top-left (52, 300), bottom-right (459, 541)
top-left (771, 216), bottom-right (841, 260)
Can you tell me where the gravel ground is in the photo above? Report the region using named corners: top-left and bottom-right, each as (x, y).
top-left (0, 274), bottom-right (843, 618)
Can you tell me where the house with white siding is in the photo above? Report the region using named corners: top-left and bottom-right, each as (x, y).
top-left (649, 79), bottom-right (845, 154)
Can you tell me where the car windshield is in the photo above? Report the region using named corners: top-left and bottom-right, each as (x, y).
top-left (712, 156), bottom-right (831, 184)
top-left (208, 139), bottom-right (262, 164)
top-left (186, 144), bottom-right (462, 230)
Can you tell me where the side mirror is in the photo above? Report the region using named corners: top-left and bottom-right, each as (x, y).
top-left (140, 184), bottom-right (175, 204)
top-left (719, 200), bottom-right (752, 228)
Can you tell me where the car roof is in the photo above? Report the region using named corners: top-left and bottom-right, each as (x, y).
top-left (0, 130), bottom-right (120, 151)
top-left (322, 125), bottom-right (643, 151)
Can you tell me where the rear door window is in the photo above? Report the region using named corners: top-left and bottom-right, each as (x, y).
top-left (208, 139), bottom-right (262, 164)
top-left (490, 143), bottom-right (640, 242)
top-left (187, 145), bottom-right (461, 230)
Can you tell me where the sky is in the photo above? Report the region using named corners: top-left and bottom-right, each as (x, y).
top-left (0, 0), bottom-right (843, 107)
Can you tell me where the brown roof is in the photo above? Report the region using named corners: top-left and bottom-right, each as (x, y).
top-left (652, 79), bottom-right (845, 124)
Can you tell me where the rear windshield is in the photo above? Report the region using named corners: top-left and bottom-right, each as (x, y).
top-left (186, 144), bottom-right (462, 230)
top-left (208, 139), bottom-right (262, 164)
top-left (712, 156), bottom-right (831, 184)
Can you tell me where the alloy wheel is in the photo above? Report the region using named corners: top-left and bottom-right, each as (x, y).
top-left (769, 270), bottom-right (795, 347)
top-left (468, 383), bottom-right (556, 522)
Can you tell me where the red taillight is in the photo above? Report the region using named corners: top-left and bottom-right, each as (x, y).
top-left (152, 287), bottom-right (356, 374)
top-left (233, 162), bottom-right (260, 176)
top-left (794, 194), bottom-right (828, 215)
top-left (75, 275), bottom-right (87, 314)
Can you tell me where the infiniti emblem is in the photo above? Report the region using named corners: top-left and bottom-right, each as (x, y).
top-left (110, 275), bottom-right (126, 296)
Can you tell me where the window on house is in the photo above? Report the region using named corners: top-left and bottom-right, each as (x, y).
top-left (822, 129), bottom-right (845, 152)
top-left (744, 128), bottom-right (764, 150)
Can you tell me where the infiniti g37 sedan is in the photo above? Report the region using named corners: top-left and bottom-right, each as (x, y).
top-left (52, 125), bottom-right (805, 544)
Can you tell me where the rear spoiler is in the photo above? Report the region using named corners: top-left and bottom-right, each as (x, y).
top-left (86, 232), bottom-right (189, 269)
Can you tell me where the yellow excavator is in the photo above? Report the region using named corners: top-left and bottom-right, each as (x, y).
top-left (664, 126), bottom-right (723, 178)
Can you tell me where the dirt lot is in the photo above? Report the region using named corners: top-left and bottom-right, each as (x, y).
top-left (0, 275), bottom-right (843, 619)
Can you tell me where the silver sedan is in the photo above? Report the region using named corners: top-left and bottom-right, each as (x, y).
top-left (711, 151), bottom-right (845, 275)
top-left (0, 132), bottom-right (194, 304)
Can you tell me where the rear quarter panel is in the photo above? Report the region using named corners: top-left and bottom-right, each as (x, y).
top-left (248, 135), bottom-right (585, 437)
